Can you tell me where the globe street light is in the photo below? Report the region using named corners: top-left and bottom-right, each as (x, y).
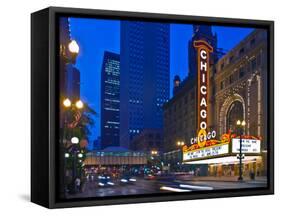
top-left (71, 137), bottom-right (79, 144)
top-left (64, 153), bottom-right (70, 158)
top-left (75, 100), bottom-right (84, 109)
top-left (151, 150), bottom-right (158, 155)
top-left (62, 98), bottom-right (84, 110)
top-left (60, 40), bottom-right (80, 64)
top-left (68, 40), bottom-right (79, 54)
top-left (177, 141), bottom-right (185, 147)
top-left (63, 98), bottom-right (71, 108)
top-left (236, 119), bottom-right (246, 181)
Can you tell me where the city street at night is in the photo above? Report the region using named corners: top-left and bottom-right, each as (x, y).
top-left (58, 16), bottom-right (270, 201)
top-left (66, 174), bottom-right (267, 199)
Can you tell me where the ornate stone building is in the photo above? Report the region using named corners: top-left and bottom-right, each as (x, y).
top-left (163, 77), bottom-right (196, 152)
top-left (163, 28), bottom-right (268, 176)
top-left (210, 29), bottom-right (268, 148)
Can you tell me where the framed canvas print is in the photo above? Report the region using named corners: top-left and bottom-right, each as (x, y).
top-left (31, 7), bottom-right (274, 208)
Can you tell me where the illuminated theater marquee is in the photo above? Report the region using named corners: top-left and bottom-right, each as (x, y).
top-left (192, 40), bottom-right (214, 147)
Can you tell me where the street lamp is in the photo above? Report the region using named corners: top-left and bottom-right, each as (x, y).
top-left (63, 98), bottom-right (71, 108)
top-left (71, 137), bottom-right (79, 144)
top-left (177, 141), bottom-right (185, 147)
top-left (75, 100), bottom-right (84, 109)
top-left (68, 40), bottom-right (79, 54)
top-left (176, 141), bottom-right (185, 171)
top-left (62, 98), bottom-right (84, 110)
top-left (77, 153), bottom-right (83, 158)
top-left (60, 40), bottom-right (80, 64)
top-left (236, 119), bottom-right (246, 181)
top-left (151, 150), bottom-right (158, 155)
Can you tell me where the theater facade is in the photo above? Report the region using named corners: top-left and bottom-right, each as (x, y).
top-left (163, 29), bottom-right (268, 177)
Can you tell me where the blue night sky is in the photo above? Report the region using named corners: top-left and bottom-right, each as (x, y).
top-left (68, 17), bottom-right (253, 148)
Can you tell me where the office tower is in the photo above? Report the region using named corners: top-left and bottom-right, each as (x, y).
top-left (100, 51), bottom-right (120, 149)
top-left (120, 21), bottom-right (170, 148)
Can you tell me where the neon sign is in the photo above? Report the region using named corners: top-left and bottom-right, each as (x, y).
top-left (193, 40), bottom-right (213, 147)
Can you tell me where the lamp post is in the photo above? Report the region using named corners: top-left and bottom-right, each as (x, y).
top-left (62, 98), bottom-right (84, 195)
top-left (176, 141), bottom-right (185, 171)
top-left (64, 136), bottom-right (84, 194)
top-left (59, 39), bottom-right (80, 197)
top-left (150, 150), bottom-right (159, 172)
top-left (236, 119), bottom-right (246, 181)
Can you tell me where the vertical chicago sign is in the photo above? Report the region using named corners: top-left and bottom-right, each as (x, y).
top-left (194, 40), bottom-right (213, 147)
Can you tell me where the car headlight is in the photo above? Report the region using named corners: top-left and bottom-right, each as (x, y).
top-left (121, 179), bottom-right (128, 183)
top-left (98, 182), bottom-right (105, 186)
top-left (129, 178), bottom-right (136, 182)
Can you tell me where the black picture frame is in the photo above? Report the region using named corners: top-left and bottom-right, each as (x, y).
top-left (31, 6), bottom-right (274, 209)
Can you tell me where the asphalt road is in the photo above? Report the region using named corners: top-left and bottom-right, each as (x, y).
top-left (65, 176), bottom-right (267, 199)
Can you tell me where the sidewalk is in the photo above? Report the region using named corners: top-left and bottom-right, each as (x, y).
top-left (177, 175), bottom-right (267, 183)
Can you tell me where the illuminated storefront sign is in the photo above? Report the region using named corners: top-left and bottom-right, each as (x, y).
top-left (232, 138), bottom-right (261, 153)
top-left (183, 143), bottom-right (229, 161)
top-left (190, 130), bottom-right (216, 145)
top-left (193, 40), bottom-right (214, 147)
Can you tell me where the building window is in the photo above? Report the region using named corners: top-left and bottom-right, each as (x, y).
top-left (257, 53), bottom-right (262, 67)
top-left (220, 81), bottom-right (224, 90)
top-left (229, 74), bottom-right (234, 84)
top-left (239, 67), bottom-right (245, 78)
top-left (239, 48), bottom-right (245, 56)
top-left (250, 38), bottom-right (256, 46)
top-left (184, 96), bottom-right (188, 104)
top-left (190, 91), bottom-right (195, 100)
top-left (229, 55), bottom-right (234, 63)
top-left (251, 57), bottom-right (257, 72)
top-left (212, 86), bottom-right (216, 95)
top-left (221, 63), bottom-right (224, 70)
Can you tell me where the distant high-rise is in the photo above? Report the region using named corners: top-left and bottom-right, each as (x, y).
top-left (188, 25), bottom-right (218, 77)
top-left (65, 64), bottom-right (80, 101)
top-left (120, 21), bottom-right (170, 148)
top-left (100, 51), bottom-right (120, 149)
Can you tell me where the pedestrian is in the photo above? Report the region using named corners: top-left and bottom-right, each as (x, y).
top-left (75, 177), bottom-right (81, 193)
top-left (250, 169), bottom-right (255, 180)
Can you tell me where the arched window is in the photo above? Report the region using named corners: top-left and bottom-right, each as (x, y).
top-left (226, 101), bottom-right (244, 133)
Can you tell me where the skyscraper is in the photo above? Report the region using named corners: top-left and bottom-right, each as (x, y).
top-left (65, 64), bottom-right (80, 101)
top-left (100, 51), bottom-right (120, 149)
top-left (120, 21), bottom-right (170, 148)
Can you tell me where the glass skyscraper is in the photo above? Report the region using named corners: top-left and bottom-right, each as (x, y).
top-left (100, 51), bottom-right (120, 149)
top-left (120, 21), bottom-right (170, 149)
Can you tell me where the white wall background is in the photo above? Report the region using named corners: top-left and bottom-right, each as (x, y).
top-left (0, 0), bottom-right (279, 215)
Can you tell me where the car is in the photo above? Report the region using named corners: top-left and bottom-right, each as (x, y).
top-left (97, 174), bottom-right (115, 187)
top-left (144, 173), bottom-right (156, 180)
top-left (120, 174), bottom-right (137, 184)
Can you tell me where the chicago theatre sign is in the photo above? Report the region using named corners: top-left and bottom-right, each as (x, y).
top-left (191, 40), bottom-right (216, 147)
